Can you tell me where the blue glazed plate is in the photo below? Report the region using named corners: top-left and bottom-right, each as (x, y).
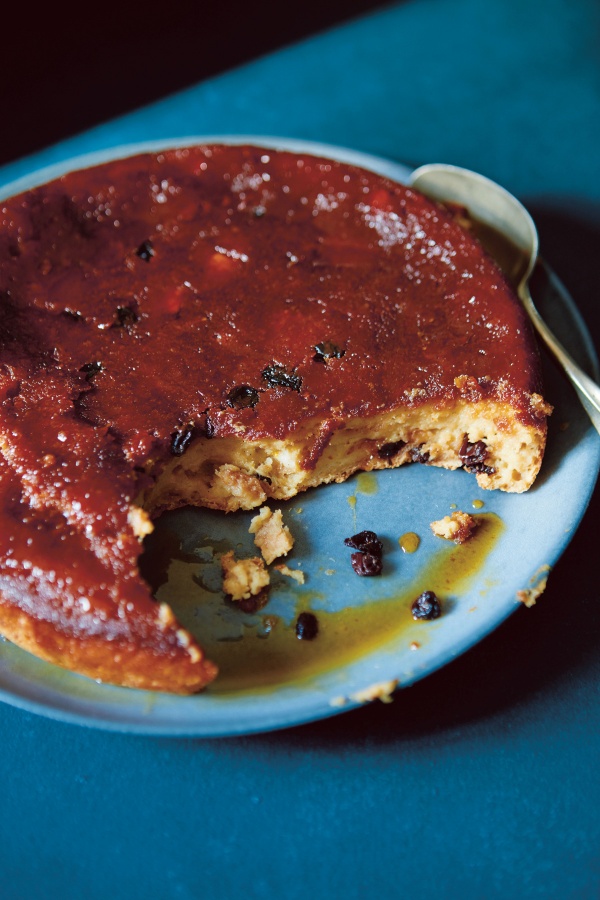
top-left (0, 137), bottom-right (598, 736)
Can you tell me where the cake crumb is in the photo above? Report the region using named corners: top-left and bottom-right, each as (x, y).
top-left (128, 505), bottom-right (154, 538)
top-left (516, 565), bottom-right (550, 607)
top-left (350, 680), bottom-right (398, 704)
top-left (430, 510), bottom-right (479, 544)
top-left (221, 550), bottom-right (270, 601)
top-left (329, 695), bottom-right (348, 708)
top-left (273, 563), bottom-right (305, 585)
top-left (330, 680), bottom-right (399, 708)
top-left (249, 506), bottom-right (294, 564)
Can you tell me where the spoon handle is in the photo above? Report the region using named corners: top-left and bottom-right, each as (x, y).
top-left (520, 284), bottom-right (600, 435)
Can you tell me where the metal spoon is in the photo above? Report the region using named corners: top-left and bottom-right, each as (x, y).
top-left (410, 162), bottom-right (600, 435)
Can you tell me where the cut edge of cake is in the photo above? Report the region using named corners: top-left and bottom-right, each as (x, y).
top-left (140, 394), bottom-right (552, 517)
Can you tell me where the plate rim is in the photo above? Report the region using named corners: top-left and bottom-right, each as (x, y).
top-left (0, 134), bottom-right (414, 200)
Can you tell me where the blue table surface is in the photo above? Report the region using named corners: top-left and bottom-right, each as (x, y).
top-left (2, 0), bottom-right (600, 897)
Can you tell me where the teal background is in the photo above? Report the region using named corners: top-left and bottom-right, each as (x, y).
top-left (1, 0), bottom-right (600, 896)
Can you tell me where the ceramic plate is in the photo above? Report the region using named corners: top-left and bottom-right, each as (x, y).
top-left (0, 138), bottom-right (598, 736)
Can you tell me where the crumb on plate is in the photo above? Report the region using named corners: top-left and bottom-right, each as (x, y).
top-left (273, 563), bottom-right (305, 585)
top-left (330, 679), bottom-right (399, 708)
top-left (249, 506), bottom-right (294, 564)
top-left (516, 565), bottom-right (551, 607)
top-left (430, 510), bottom-right (479, 544)
top-left (221, 550), bottom-right (270, 601)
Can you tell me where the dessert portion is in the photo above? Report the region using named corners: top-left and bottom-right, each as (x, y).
top-left (0, 143), bottom-right (551, 692)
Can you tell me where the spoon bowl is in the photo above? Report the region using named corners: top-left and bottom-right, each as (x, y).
top-left (410, 163), bottom-right (600, 435)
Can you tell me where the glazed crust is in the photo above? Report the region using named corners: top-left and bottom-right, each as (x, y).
top-left (0, 455), bottom-right (216, 692)
top-left (0, 144), bottom-right (551, 693)
top-left (0, 599), bottom-right (216, 693)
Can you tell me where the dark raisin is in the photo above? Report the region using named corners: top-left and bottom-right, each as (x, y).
top-left (237, 590), bottom-right (269, 614)
top-left (378, 440), bottom-right (406, 459)
top-left (459, 437), bottom-right (487, 465)
top-left (351, 552), bottom-right (383, 576)
top-left (459, 437), bottom-right (496, 474)
top-left (344, 530), bottom-right (383, 556)
top-left (313, 341), bottom-right (345, 362)
top-left (136, 240), bottom-right (154, 261)
top-left (204, 414), bottom-right (215, 438)
top-left (62, 307), bottom-right (83, 321)
top-left (261, 364), bottom-right (302, 392)
top-left (170, 426), bottom-right (194, 456)
top-left (73, 400), bottom-right (106, 427)
top-left (409, 446), bottom-right (430, 464)
top-left (113, 305), bottom-right (139, 328)
top-left (411, 590), bottom-right (441, 620)
top-left (80, 361), bottom-right (103, 382)
top-left (227, 385), bottom-right (260, 409)
top-left (295, 611), bottom-right (319, 640)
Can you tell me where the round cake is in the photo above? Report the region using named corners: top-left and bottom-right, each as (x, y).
top-left (0, 144), bottom-right (551, 692)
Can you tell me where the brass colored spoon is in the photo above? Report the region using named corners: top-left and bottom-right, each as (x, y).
top-left (410, 163), bottom-right (600, 435)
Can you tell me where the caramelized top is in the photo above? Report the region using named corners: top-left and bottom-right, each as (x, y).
top-left (0, 144), bottom-right (544, 647)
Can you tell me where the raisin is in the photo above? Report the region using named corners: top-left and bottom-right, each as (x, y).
top-left (113, 305), bottom-right (139, 328)
top-left (295, 611), bottom-right (319, 640)
top-left (80, 361), bottom-right (103, 382)
top-left (344, 530), bottom-right (383, 556)
top-left (62, 307), bottom-right (83, 322)
top-left (459, 437), bottom-right (496, 474)
top-left (204, 414), bottom-right (215, 438)
top-left (170, 426), bottom-right (194, 456)
top-left (351, 552), bottom-right (383, 576)
top-left (345, 530), bottom-right (384, 576)
top-left (409, 446), bottom-right (430, 464)
top-left (313, 341), bottom-right (345, 362)
top-left (411, 590), bottom-right (441, 620)
top-left (227, 385), bottom-right (260, 409)
top-left (378, 440), bottom-right (406, 459)
top-left (136, 240), bottom-right (154, 261)
top-left (238, 590), bottom-right (269, 614)
top-left (261, 363), bottom-right (302, 392)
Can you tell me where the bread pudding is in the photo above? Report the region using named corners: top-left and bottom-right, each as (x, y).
top-left (0, 144), bottom-right (551, 692)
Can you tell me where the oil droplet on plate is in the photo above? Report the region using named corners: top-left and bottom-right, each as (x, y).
top-left (472, 499), bottom-right (484, 509)
top-left (355, 472), bottom-right (378, 495)
top-left (399, 532), bottom-right (420, 553)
